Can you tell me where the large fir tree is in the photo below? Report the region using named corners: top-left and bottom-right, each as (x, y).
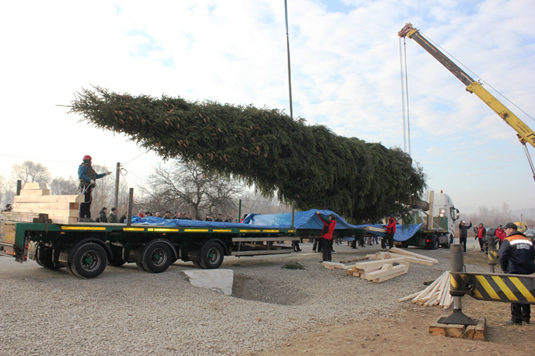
top-left (69, 86), bottom-right (425, 223)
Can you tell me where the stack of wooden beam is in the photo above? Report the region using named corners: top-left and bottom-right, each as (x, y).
top-left (374, 247), bottom-right (439, 266)
top-left (398, 270), bottom-right (453, 309)
top-left (2, 183), bottom-right (83, 224)
top-left (322, 248), bottom-right (440, 284)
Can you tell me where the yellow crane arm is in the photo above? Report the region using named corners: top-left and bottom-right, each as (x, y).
top-left (399, 23), bottom-right (535, 179)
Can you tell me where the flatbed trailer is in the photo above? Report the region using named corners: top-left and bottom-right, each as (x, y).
top-left (0, 219), bottom-right (297, 278)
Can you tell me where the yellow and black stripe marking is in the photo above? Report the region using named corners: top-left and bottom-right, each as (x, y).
top-left (450, 272), bottom-right (535, 304)
top-left (487, 250), bottom-right (499, 265)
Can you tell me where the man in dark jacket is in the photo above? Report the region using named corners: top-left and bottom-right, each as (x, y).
top-left (499, 222), bottom-right (535, 325)
top-left (98, 207), bottom-right (108, 223)
top-left (78, 155), bottom-right (111, 220)
top-left (108, 208), bottom-right (118, 223)
top-left (458, 220), bottom-right (472, 252)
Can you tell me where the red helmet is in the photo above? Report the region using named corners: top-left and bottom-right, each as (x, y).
top-left (83, 155), bottom-right (92, 161)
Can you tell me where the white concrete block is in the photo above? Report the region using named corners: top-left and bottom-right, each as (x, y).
top-left (183, 269), bottom-right (234, 296)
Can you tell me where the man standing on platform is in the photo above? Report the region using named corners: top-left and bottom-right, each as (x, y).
top-left (78, 155), bottom-right (111, 221)
top-left (499, 222), bottom-right (535, 325)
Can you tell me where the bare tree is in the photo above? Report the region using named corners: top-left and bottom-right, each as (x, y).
top-left (11, 161), bottom-right (51, 184)
top-left (139, 160), bottom-right (243, 220)
top-left (49, 176), bottom-right (79, 195)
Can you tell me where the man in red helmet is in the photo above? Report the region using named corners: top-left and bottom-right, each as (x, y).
top-left (78, 155), bottom-right (111, 220)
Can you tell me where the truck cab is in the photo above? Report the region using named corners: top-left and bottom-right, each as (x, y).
top-left (404, 191), bottom-right (459, 249)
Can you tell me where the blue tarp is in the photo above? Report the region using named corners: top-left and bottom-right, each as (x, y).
top-left (242, 209), bottom-right (372, 230)
top-left (129, 210), bottom-right (423, 241)
top-left (129, 216), bottom-right (273, 228)
top-left (393, 223), bottom-right (423, 242)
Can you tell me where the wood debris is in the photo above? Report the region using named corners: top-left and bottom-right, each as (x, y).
top-left (322, 248), bottom-right (440, 284)
top-left (398, 270), bottom-right (453, 309)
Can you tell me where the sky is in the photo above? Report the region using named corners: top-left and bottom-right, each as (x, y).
top-left (0, 0), bottom-right (534, 216)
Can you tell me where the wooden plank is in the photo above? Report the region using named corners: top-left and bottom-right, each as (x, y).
top-left (387, 252), bottom-right (436, 266)
top-left (390, 247), bottom-right (439, 263)
top-left (351, 257), bottom-right (406, 271)
top-left (14, 195), bottom-right (84, 204)
top-left (322, 262), bottom-right (346, 271)
top-left (11, 207), bottom-right (78, 217)
top-left (464, 317), bottom-right (486, 340)
top-left (20, 189), bottom-right (50, 196)
top-left (365, 263), bottom-right (409, 283)
top-left (14, 202), bottom-right (79, 210)
top-left (429, 318), bottom-right (466, 338)
top-left (23, 182), bottom-right (48, 190)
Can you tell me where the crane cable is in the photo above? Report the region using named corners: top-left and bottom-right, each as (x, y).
top-left (399, 37), bottom-right (412, 155)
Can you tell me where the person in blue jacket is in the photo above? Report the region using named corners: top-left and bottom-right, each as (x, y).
top-left (78, 155), bottom-right (111, 220)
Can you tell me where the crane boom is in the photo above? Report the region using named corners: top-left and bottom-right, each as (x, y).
top-left (399, 23), bottom-right (535, 180)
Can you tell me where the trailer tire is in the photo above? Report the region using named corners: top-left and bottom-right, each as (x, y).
top-left (431, 236), bottom-right (440, 250)
top-left (199, 240), bottom-right (224, 269)
top-left (36, 247), bottom-right (61, 270)
top-left (136, 262), bottom-right (148, 272)
top-left (69, 243), bottom-right (107, 279)
top-left (141, 242), bottom-right (172, 273)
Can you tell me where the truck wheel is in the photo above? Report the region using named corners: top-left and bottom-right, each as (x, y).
top-left (432, 237), bottom-right (440, 250)
top-left (142, 242), bottom-right (172, 273)
top-left (69, 243), bottom-right (107, 279)
top-left (199, 241), bottom-right (224, 269)
top-left (36, 247), bottom-right (61, 270)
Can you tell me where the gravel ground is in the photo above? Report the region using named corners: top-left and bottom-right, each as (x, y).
top-left (0, 240), bottom-right (484, 356)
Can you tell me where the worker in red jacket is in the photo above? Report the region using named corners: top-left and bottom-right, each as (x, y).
top-left (495, 225), bottom-right (507, 248)
top-left (475, 223), bottom-right (486, 252)
top-left (316, 211), bottom-right (336, 262)
top-left (382, 215), bottom-right (397, 251)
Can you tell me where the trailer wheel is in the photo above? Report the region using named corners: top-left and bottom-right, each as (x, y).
top-left (36, 247), bottom-right (62, 270)
top-left (69, 243), bottom-right (107, 279)
top-left (199, 241), bottom-right (224, 269)
top-left (142, 242), bottom-right (172, 273)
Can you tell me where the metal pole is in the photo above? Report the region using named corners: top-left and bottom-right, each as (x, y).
top-left (291, 201), bottom-right (295, 229)
top-left (450, 244), bottom-right (464, 311)
top-left (238, 199), bottom-right (242, 223)
top-left (114, 162), bottom-right (120, 209)
top-left (126, 188), bottom-right (134, 227)
top-left (16, 180), bottom-right (22, 196)
top-left (284, 0), bottom-right (294, 120)
top-left (487, 237), bottom-right (498, 273)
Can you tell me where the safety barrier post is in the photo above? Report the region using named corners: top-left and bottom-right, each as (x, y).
top-left (438, 244), bottom-right (477, 325)
top-left (487, 237), bottom-right (498, 273)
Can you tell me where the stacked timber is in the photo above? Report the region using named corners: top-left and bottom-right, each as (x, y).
top-left (323, 248), bottom-right (440, 284)
top-left (398, 271), bottom-right (453, 309)
top-left (2, 183), bottom-right (83, 224)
